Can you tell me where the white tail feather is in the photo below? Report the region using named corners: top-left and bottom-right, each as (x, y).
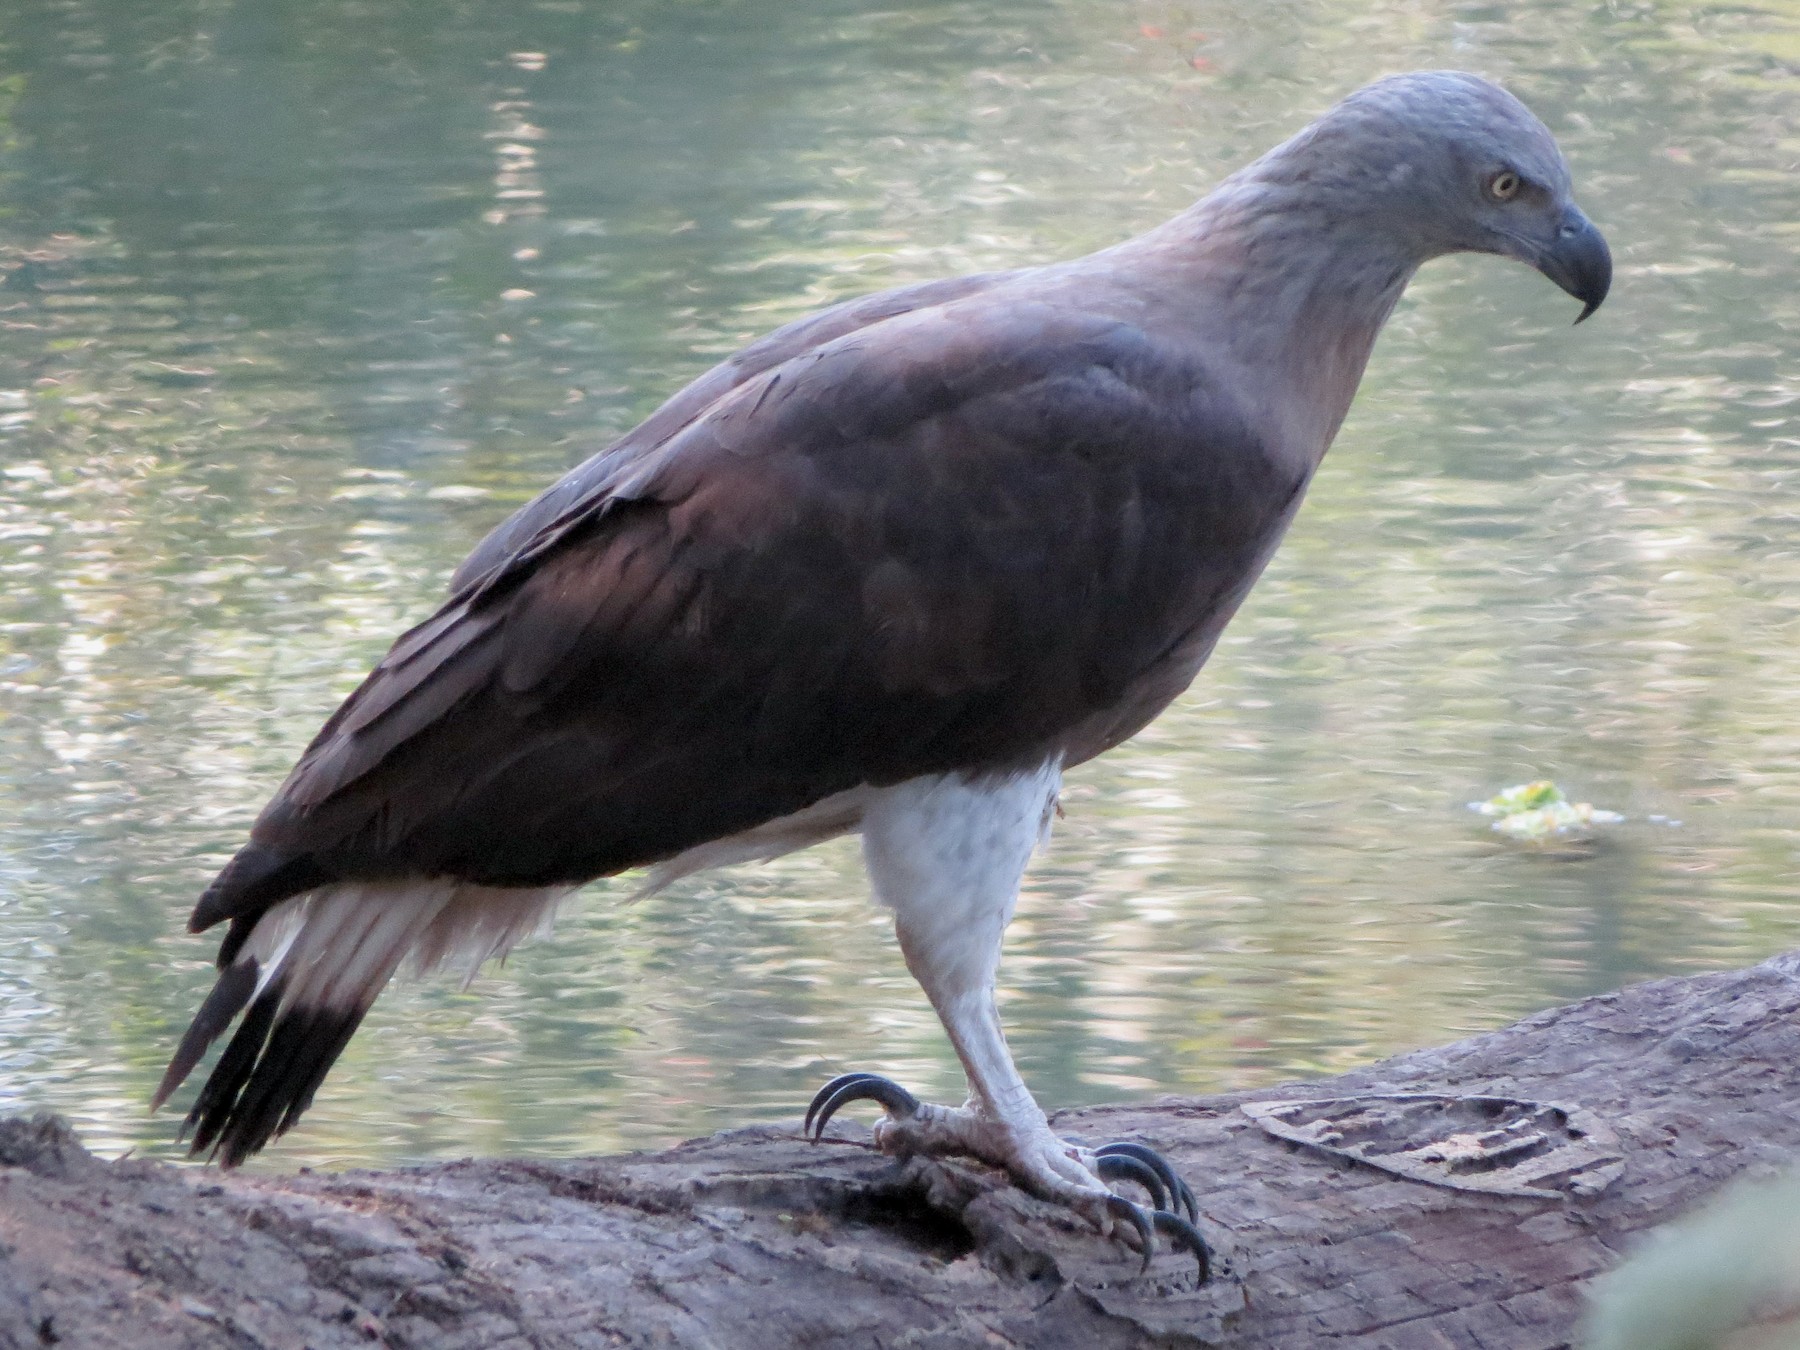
top-left (237, 881), bottom-right (571, 1014)
top-left (243, 901), bottom-right (308, 999)
top-left (413, 884), bottom-right (574, 985)
top-left (315, 884), bottom-right (453, 1009)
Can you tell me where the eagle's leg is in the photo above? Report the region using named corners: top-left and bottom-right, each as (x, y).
top-left (809, 767), bottom-right (1209, 1276)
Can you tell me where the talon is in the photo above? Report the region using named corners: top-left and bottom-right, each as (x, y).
top-left (1174, 1178), bottom-right (1198, 1222)
top-left (804, 1072), bottom-right (920, 1140)
top-left (1151, 1209), bottom-right (1212, 1282)
top-left (1094, 1140), bottom-right (1198, 1221)
top-left (1094, 1151), bottom-right (1169, 1212)
top-left (804, 1072), bottom-right (888, 1135)
top-left (1104, 1194), bottom-right (1157, 1274)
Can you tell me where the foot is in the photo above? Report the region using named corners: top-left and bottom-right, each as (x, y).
top-left (804, 1071), bottom-right (1210, 1279)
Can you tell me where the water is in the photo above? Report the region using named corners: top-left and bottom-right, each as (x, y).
top-left (0, 0), bottom-right (1797, 1169)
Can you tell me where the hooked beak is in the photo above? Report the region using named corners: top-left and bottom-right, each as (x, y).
top-left (1532, 207), bottom-right (1611, 324)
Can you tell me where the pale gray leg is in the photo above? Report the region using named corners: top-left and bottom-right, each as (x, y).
top-left (806, 765), bottom-right (1209, 1276)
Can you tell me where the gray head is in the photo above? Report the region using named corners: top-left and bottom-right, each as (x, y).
top-left (1249, 71), bottom-right (1611, 320)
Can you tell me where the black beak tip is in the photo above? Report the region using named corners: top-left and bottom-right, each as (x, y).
top-left (1546, 211), bottom-right (1611, 326)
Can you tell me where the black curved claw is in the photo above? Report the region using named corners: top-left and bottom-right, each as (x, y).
top-left (804, 1072), bottom-right (888, 1135)
top-left (1151, 1208), bottom-right (1212, 1283)
top-left (1104, 1194), bottom-right (1157, 1275)
top-left (1094, 1151), bottom-right (1169, 1213)
top-left (804, 1071), bottom-right (920, 1141)
top-left (1094, 1141), bottom-right (1198, 1222)
top-left (1105, 1196), bottom-right (1212, 1281)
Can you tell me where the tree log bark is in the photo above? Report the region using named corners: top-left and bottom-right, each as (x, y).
top-left (6, 948), bottom-right (1800, 1350)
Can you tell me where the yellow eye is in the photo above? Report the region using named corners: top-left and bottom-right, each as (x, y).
top-left (1488, 170), bottom-right (1521, 202)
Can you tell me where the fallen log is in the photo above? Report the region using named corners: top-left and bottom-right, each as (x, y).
top-left (5, 948), bottom-right (1800, 1350)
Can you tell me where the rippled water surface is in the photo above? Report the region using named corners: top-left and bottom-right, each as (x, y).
top-left (2, 0), bottom-right (1799, 1167)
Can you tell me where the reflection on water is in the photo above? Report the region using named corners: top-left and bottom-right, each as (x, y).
top-left (1, 0), bottom-right (1798, 1168)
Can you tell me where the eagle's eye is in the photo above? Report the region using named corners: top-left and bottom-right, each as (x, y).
top-left (1487, 169), bottom-right (1522, 202)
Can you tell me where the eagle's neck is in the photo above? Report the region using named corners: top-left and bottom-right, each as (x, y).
top-left (1121, 165), bottom-right (1426, 462)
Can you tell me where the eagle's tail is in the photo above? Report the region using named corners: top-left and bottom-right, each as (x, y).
top-left (153, 880), bottom-right (569, 1166)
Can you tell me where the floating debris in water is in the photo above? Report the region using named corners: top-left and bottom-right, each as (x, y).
top-left (1470, 780), bottom-right (1624, 843)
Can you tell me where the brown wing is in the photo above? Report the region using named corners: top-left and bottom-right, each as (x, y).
top-left (193, 287), bottom-right (1305, 940)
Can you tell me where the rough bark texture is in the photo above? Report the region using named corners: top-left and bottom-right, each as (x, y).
top-left (6, 948), bottom-right (1800, 1350)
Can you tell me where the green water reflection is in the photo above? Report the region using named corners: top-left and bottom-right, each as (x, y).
top-left (0, 0), bottom-right (1797, 1168)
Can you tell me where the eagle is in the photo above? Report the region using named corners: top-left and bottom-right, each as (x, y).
top-left (156, 71), bottom-right (1610, 1276)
